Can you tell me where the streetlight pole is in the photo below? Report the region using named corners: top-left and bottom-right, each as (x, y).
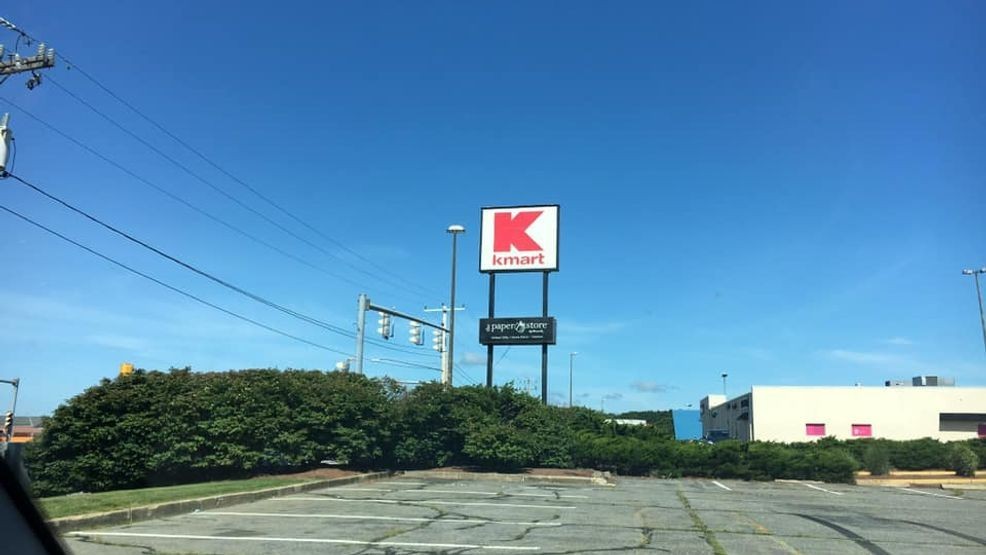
top-left (962, 267), bottom-right (986, 355)
top-left (446, 225), bottom-right (465, 386)
top-left (569, 352), bottom-right (578, 408)
top-left (721, 372), bottom-right (728, 398)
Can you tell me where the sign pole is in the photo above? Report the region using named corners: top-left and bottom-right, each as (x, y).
top-left (541, 271), bottom-right (549, 404)
top-left (486, 273), bottom-right (496, 387)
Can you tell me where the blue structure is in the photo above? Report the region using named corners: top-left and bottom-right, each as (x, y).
top-left (671, 409), bottom-right (702, 440)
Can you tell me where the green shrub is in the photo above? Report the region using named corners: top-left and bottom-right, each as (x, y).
top-left (863, 444), bottom-right (891, 476)
top-left (949, 444), bottom-right (978, 477)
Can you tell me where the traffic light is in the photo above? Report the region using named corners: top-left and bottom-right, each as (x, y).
top-left (408, 321), bottom-right (423, 345)
top-left (432, 329), bottom-right (445, 352)
top-left (2, 411), bottom-right (12, 439)
top-left (377, 312), bottom-right (392, 339)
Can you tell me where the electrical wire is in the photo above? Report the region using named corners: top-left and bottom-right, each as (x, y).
top-left (0, 95), bottom-right (377, 294)
top-left (454, 363), bottom-right (480, 386)
top-left (495, 346), bottom-right (512, 368)
top-left (5, 171), bottom-right (360, 338)
top-left (44, 72), bottom-right (440, 303)
top-left (4, 171), bottom-right (440, 359)
top-left (369, 358), bottom-right (442, 372)
top-left (0, 202), bottom-right (350, 356)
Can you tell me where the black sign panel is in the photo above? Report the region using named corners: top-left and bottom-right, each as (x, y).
top-left (480, 317), bottom-right (556, 345)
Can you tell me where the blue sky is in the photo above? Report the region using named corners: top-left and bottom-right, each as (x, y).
top-left (0, 2), bottom-right (983, 416)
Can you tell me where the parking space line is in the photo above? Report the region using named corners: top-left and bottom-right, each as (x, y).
top-left (197, 511), bottom-right (563, 526)
top-left (791, 481), bottom-right (844, 496)
top-left (65, 531), bottom-right (540, 551)
top-left (388, 488), bottom-right (588, 499)
top-left (711, 481), bottom-right (733, 491)
top-left (900, 488), bottom-right (963, 500)
top-left (278, 497), bottom-right (577, 509)
top-left (339, 487), bottom-right (392, 492)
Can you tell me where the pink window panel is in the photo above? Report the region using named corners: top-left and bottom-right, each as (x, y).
top-left (852, 424), bottom-right (872, 437)
top-left (806, 423), bottom-right (826, 436)
top-left (978, 424), bottom-right (986, 438)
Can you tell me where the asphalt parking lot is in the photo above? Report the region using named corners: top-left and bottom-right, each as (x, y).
top-left (63, 475), bottom-right (986, 554)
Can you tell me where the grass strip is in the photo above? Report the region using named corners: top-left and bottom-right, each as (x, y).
top-left (39, 476), bottom-right (313, 519)
top-left (677, 488), bottom-right (727, 555)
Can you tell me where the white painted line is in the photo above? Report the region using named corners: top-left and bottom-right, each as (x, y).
top-left (65, 531), bottom-right (539, 551)
top-left (798, 482), bottom-right (844, 496)
top-left (198, 511), bottom-right (563, 526)
top-left (377, 481), bottom-right (427, 486)
top-left (711, 480), bottom-right (733, 491)
top-left (901, 488), bottom-right (963, 500)
top-left (337, 487), bottom-right (393, 492)
top-left (278, 497), bottom-right (576, 510)
top-left (395, 488), bottom-right (588, 499)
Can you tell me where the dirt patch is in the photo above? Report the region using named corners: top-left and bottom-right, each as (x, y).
top-left (428, 466), bottom-right (596, 478)
top-left (278, 468), bottom-right (363, 480)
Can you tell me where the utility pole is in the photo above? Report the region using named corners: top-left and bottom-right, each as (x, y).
top-left (355, 294), bottom-right (449, 379)
top-left (569, 352), bottom-right (578, 408)
top-left (1, 378), bottom-right (19, 443)
top-left (961, 267), bottom-right (986, 355)
top-left (446, 225), bottom-right (465, 388)
top-left (425, 305), bottom-right (464, 386)
top-left (0, 39), bottom-right (55, 88)
top-left (354, 293), bottom-right (369, 374)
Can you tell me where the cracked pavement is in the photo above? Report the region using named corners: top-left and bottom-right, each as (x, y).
top-left (61, 476), bottom-right (986, 554)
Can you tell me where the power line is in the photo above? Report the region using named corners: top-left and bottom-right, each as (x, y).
top-left (5, 171), bottom-right (359, 339)
top-left (0, 202), bottom-right (350, 356)
top-left (370, 358), bottom-right (442, 372)
top-left (0, 95), bottom-right (377, 294)
top-left (49, 73), bottom-right (432, 304)
top-left (4, 170), bottom-right (438, 359)
top-left (495, 346), bottom-right (512, 368)
top-left (0, 14), bottom-right (437, 304)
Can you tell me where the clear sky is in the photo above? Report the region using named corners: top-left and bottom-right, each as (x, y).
top-left (0, 2), bottom-right (983, 416)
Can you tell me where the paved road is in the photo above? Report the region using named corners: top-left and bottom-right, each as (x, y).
top-left (63, 476), bottom-right (986, 554)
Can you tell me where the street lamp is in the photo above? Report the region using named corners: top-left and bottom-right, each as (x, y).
top-left (569, 352), bottom-right (578, 407)
top-left (721, 372), bottom-right (728, 398)
top-left (446, 224), bottom-right (465, 386)
top-left (962, 267), bottom-right (986, 355)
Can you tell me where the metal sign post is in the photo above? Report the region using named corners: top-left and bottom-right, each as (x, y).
top-left (479, 205), bottom-right (559, 404)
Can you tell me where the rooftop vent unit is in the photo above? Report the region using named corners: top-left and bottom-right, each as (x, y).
top-left (912, 375), bottom-right (955, 387)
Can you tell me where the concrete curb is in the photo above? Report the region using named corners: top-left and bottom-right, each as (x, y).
top-left (406, 469), bottom-right (615, 486)
top-left (48, 470), bottom-right (393, 533)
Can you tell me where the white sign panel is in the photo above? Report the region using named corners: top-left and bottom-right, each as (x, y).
top-left (480, 205), bottom-right (559, 273)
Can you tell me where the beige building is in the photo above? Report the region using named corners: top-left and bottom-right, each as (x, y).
top-left (700, 382), bottom-right (986, 442)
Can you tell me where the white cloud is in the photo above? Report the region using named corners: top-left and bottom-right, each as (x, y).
top-left (562, 320), bottom-right (628, 335)
top-left (883, 337), bottom-right (914, 346)
top-left (630, 380), bottom-right (668, 393)
top-left (459, 352), bottom-right (486, 366)
top-left (825, 349), bottom-right (906, 366)
top-left (603, 392), bottom-right (623, 401)
top-left (85, 334), bottom-right (150, 351)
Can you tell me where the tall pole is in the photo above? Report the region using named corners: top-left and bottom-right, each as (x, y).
top-left (486, 273), bottom-right (496, 387)
top-left (569, 352), bottom-right (578, 408)
top-left (541, 271), bottom-right (549, 405)
top-left (962, 268), bottom-right (986, 355)
top-left (440, 306), bottom-right (450, 386)
top-left (355, 293), bottom-right (368, 374)
top-left (447, 225), bottom-right (464, 386)
top-left (976, 272), bottom-right (986, 355)
top-left (721, 372), bottom-right (728, 398)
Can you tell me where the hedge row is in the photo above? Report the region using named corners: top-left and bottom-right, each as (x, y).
top-left (24, 369), bottom-right (985, 496)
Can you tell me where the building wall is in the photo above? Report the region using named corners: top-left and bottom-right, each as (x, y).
top-left (749, 386), bottom-right (986, 442)
top-left (699, 395), bottom-right (726, 438)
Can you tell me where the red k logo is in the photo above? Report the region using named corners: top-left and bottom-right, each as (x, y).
top-left (493, 211), bottom-right (543, 252)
